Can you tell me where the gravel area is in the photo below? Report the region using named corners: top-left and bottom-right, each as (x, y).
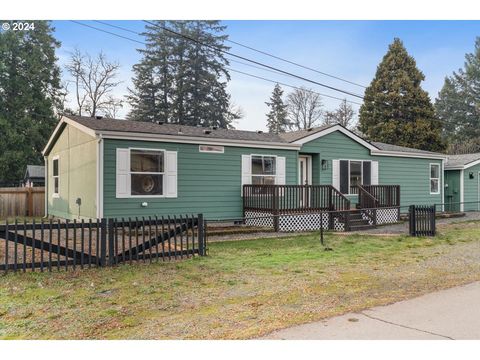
top-left (350, 212), bottom-right (480, 235)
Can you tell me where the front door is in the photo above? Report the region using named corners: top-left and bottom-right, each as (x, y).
top-left (299, 156), bottom-right (311, 185)
top-left (299, 156), bottom-right (312, 207)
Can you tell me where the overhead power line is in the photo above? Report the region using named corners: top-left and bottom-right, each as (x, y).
top-left (94, 20), bottom-right (366, 89)
top-left (142, 20), bottom-right (365, 100)
top-left (227, 68), bottom-right (363, 106)
top-left (71, 21), bottom-right (361, 107)
top-left (225, 38), bottom-right (367, 89)
top-left (70, 20), bottom-right (472, 131)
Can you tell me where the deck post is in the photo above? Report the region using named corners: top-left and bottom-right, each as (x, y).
top-left (273, 186), bottom-right (279, 232)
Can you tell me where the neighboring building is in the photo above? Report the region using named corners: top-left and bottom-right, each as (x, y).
top-left (42, 115), bottom-right (446, 220)
top-left (23, 165), bottom-right (45, 187)
top-left (444, 153), bottom-right (480, 212)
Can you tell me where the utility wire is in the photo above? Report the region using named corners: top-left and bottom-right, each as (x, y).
top-left (227, 68), bottom-right (363, 106)
top-left (71, 21), bottom-right (362, 107)
top-left (94, 20), bottom-right (366, 89)
top-left (71, 20), bottom-right (472, 130)
top-left (225, 38), bottom-right (367, 88)
top-left (142, 20), bottom-right (365, 100)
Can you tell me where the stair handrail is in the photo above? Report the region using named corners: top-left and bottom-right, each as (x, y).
top-left (357, 185), bottom-right (379, 209)
top-left (328, 185), bottom-right (351, 211)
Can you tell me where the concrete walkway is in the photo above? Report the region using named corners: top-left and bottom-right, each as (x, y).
top-left (264, 281), bottom-right (480, 340)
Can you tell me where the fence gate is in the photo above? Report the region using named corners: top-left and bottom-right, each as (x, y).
top-left (409, 205), bottom-right (436, 236)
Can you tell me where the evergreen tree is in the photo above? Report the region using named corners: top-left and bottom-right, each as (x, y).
top-left (359, 38), bottom-right (445, 152)
top-left (0, 21), bottom-right (63, 184)
top-left (128, 20), bottom-right (237, 128)
top-left (435, 37), bottom-right (480, 146)
top-left (265, 84), bottom-right (289, 133)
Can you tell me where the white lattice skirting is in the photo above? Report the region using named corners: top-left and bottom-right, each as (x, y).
top-left (376, 207), bottom-right (400, 225)
top-left (245, 211), bottom-right (346, 232)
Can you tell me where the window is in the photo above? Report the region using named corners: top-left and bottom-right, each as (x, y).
top-left (251, 155), bottom-right (276, 185)
top-left (130, 149), bottom-right (164, 196)
top-left (52, 157), bottom-right (59, 197)
top-left (339, 160), bottom-right (372, 194)
top-left (430, 163), bottom-right (440, 194)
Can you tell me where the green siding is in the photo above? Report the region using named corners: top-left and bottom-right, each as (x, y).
top-left (47, 124), bottom-right (97, 219)
top-left (103, 139), bottom-right (298, 219)
top-left (300, 131), bottom-right (444, 207)
top-left (463, 165), bottom-right (480, 211)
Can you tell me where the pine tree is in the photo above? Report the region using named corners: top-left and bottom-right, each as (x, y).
top-left (359, 38), bottom-right (445, 152)
top-left (128, 20), bottom-right (236, 128)
top-left (0, 21), bottom-right (63, 184)
top-left (265, 84), bottom-right (289, 133)
top-left (435, 37), bottom-right (480, 146)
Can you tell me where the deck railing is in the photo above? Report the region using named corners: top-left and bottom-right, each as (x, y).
top-left (243, 184), bottom-right (351, 214)
top-left (357, 185), bottom-right (379, 208)
top-left (359, 185), bottom-right (400, 208)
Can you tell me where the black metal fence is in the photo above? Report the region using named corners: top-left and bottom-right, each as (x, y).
top-left (0, 214), bottom-right (206, 273)
top-left (409, 205), bottom-right (436, 236)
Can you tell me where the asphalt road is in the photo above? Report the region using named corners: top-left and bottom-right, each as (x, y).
top-left (263, 281), bottom-right (480, 340)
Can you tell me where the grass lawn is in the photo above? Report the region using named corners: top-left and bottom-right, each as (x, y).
top-left (1, 220), bottom-right (479, 339)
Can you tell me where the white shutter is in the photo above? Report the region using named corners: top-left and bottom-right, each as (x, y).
top-left (371, 161), bottom-right (379, 185)
top-left (165, 151), bottom-right (177, 198)
top-left (241, 154), bottom-right (251, 196)
top-left (276, 156), bottom-right (286, 185)
top-left (116, 148), bottom-right (130, 198)
top-left (332, 160), bottom-right (340, 190)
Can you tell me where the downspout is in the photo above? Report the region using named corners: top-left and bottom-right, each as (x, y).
top-left (96, 134), bottom-right (104, 219)
top-left (44, 155), bottom-right (48, 218)
top-left (460, 169), bottom-right (464, 212)
top-left (441, 159), bottom-right (445, 213)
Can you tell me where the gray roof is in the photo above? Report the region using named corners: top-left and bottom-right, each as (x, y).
top-left (446, 153), bottom-right (480, 168)
top-left (371, 142), bottom-right (442, 155)
top-left (278, 124), bottom-right (334, 142)
top-left (25, 165), bottom-right (45, 179)
top-left (63, 116), bottom-right (444, 158)
top-left (68, 116), bottom-right (286, 143)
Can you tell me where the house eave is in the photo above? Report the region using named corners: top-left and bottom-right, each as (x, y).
top-left (97, 130), bottom-right (302, 150)
top-left (370, 150), bottom-right (446, 160)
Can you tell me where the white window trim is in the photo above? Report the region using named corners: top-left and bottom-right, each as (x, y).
top-left (128, 147), bottom-right (166, 198)
top-left (250, 154), bottom-right (278, 185)
top-left (52, 155), bottom-right (60, 198)
top-left (298, 155), bottom-right (312, 185)
top-left (339, 159), bottom-right (372, 196)
top-left (430, 163), bottom-right (441, 195)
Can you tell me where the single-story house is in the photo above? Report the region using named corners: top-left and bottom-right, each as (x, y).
top-left (42, 115), bottom-right (447, 221)
top-left (23, 165), bottom-right (45, 187)
top-left (444, 153), bottom-right (480, 212)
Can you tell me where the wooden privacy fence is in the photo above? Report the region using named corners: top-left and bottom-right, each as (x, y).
top-left (0, 187), bottom-right (45, 218)
top-left (0, 214), bottom-right (206, 272)
top-left (409, 205), bottom-right (436, 236)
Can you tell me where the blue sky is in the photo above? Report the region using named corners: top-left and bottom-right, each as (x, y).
top-left (53, 20), bottom-right (480, 130)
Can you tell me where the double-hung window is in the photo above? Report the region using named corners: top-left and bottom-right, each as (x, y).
top-left (52, 156), bottom-right (59, 197)
top-left (430, 163), bottom-right (440, 194)
top-left (130, 149), bottom-right (165, 196)
top-left (251, 155), bottom-right (276, 185)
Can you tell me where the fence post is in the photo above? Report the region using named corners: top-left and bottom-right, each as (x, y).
top-left (409, 205), bottom-right (415, 236)
top-left (108, 218), bottom-right (115, 266)
top-left (27, 187), bottom-right (33, 217)
top-left (273, 186), bottom-right (279, 232)
top-left (198, 214), bottom-right (205, 256)
top-left (431, 205), bottom-right (436, 236)
top-left (100, 218), bottom-right (107, 266)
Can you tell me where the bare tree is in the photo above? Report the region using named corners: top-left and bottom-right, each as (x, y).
top-left (323, 99), bottom-right (356, 129)
top-left (65, 49), bottom-right (122, 117)
top-left (286, 87), bottom-right (323, 130)
top-left (102, 96), bottom-right (124, 119)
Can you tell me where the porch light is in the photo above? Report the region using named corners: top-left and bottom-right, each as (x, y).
top-left (469, 172), bottom-right (474, 179)
top-left (321, 159), bottom-right (328, 170)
